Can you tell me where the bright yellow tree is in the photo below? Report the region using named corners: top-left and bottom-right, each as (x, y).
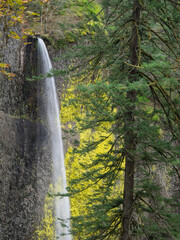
top-left (61, 75), bottom-right (125, 239)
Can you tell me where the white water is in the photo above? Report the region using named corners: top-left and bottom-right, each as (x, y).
top-left (37, 38), bottom-right (71, 240)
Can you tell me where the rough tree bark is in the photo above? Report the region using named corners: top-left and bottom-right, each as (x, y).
top-left (121, 1), bottom-right (140, 239)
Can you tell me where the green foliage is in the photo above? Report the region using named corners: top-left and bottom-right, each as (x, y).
top-left (62, 79), bottom-right (125, 239)
top-left (61, 0), bottom-right (180, 239)
top-left (24, 0), bottom-right (102, 47)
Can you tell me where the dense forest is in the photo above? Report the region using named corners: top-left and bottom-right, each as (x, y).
top-left (0, 0), bottom-right (180, 240)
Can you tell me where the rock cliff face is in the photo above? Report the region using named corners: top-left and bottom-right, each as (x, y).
top-left (0, 36), bottom-right (52, 240)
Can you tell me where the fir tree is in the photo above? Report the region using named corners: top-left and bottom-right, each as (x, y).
top-left (63, 0), bottom-right (180, 239)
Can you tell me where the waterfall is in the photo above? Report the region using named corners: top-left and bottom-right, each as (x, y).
top-left (37, 38), bottom-right (71, 240)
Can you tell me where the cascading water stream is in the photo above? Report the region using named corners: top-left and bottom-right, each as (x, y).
top-left (37, 38), bottom-right (71, 240)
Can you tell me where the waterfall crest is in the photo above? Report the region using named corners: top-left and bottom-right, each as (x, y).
top-left (37, 38), bottom-right (71, 240)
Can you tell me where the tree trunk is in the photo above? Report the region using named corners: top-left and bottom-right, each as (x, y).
top-left (121, 1), bottom-right (140, 239)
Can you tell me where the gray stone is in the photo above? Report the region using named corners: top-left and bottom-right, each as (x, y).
top-left (0, 35), bottom-right (52, 239)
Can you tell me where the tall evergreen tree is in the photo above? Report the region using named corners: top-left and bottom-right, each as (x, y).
top-left (63, 0), bottom-right (180, 239)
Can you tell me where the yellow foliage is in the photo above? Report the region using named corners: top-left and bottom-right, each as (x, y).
top-left (8, 31), bottom-right (21, 39)
top-left (66, 127), bottom-right (117, 215)
top-left (0, 62), bottom-right (15, 78)
top-left (0, 0), bottom-right (35, 79)
top-left (33, 185), bottom-right (55, 240)
top-left (61, 74), bottom-right (125, 239)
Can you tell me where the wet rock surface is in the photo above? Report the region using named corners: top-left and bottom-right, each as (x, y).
top-left (0, 36), bottom-right (51, 240)
top-left (0, 32), bottom-right (75, 240)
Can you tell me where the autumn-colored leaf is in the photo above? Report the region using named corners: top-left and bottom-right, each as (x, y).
top-left (26, 10), bottom-right (40, 16)
top-left (8, 31), bottom-right (21, 39)
top-left (0, 63), bottom-right (10, 68)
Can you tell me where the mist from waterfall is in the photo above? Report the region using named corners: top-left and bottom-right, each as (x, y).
top-left (37, 38), bottom-right (71, 240)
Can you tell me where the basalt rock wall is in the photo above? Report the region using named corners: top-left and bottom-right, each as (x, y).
top-left (0, 36), bottom-right (51, 240)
